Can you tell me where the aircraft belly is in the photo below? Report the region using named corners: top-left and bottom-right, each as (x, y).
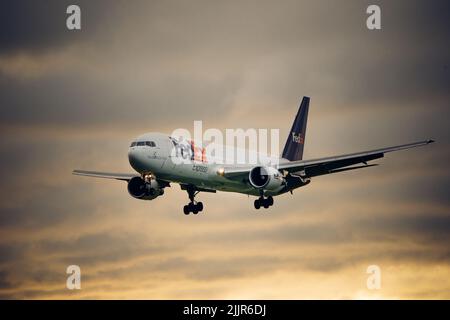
top-left (154, 159), bottom-right (294, 197)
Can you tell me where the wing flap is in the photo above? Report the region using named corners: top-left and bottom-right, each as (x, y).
top-left (308, 163), bottom-right (379, 177)
top-left (303, 153), bottom-right (383, 177)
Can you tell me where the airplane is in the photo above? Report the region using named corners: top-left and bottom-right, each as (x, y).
top-left (73, 96), bottom-right (434, 215)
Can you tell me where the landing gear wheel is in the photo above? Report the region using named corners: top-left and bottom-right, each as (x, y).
top-left (183, 186), bottom-right (204, 215)
top-left (189, 202), bottom-right (198, 214)
top-left (254, 196), bottom-right (274, 210)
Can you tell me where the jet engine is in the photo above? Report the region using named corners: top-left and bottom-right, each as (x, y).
top-left (248, 166), bottom-right (285, 191)
top-left (127, 176), bottom-right (164, 200)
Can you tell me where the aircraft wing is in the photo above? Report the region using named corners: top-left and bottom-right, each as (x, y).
top-left (72, 170), bottom-right (138, 181)
top-left (222, 139), bottom-right (434, 179)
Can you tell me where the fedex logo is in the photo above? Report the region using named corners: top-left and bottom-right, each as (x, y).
top-left (291, 132), bottom-right (304, 144)
top-left (171, 137), bottom-right (207, 163)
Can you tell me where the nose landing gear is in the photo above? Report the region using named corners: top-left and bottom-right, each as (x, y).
top-left (254, 196), bottom-right (274, 209)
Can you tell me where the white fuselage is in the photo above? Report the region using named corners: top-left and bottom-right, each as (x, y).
top-left (127, 132), bottom-right (289, 196)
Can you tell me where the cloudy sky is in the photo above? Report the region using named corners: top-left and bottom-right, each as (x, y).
top-left (0, 0), bottom-right (449, 299)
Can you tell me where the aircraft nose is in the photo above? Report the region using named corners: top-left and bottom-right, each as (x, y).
top-left (128, 148), bottom-right (146, 172)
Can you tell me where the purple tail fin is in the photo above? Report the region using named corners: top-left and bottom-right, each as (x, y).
top-left (282, 96), bottom-right (310, 161)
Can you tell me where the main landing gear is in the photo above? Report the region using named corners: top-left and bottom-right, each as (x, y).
top-left (254, 196), bottom-right (274, 209)
top-left (183, 187), bottom-right (204, 215)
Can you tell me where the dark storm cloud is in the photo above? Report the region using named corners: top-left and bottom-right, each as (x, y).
top-left (0, 71), bottom-right (240, 127)
top-left (81, 242), bottom-right (450, 282)
top-left (38, 232), bottom-right (171, 266)
top-left (314, 163), bottom-right (450, 207)
top-left (332, 55), bottom-right (450, 106)
top-left (0, 0), bottom-right (449, 298)
top-left (0, 0), bottom-right (116, 55)
top-left (199, 209), bottom-right (450, 249)
top-left (182, 256), bottom-right (277, 281)
top-left (0, 181), bottom-right (100, 228)
top-left (91, 254), bottom-right (301, 282)
top-left (0, 0), bottom-right (448, 129)
top-left (0, 243), bottom-right (27, 265)
top-left (0, 231), bottom-right (174, 298)
top-left (352, 212), bottom-right (450, 243)
top-left (332, 0), bottom-right (450, 105)
top-left (299, 246), bottom-right (450, 273)
top-left (0, 133), bottom-right (132, 229)
top-left (0, 242), bottom-right (62, 291)
top-left (0, 271), bottom-right (14, 289)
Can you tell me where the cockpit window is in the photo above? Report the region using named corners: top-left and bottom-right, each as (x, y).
top-left (133, 141), bottom-right (156, 147)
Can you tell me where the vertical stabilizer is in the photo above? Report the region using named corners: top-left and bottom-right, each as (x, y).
top-left (282, 96), bottom-right (310, 161)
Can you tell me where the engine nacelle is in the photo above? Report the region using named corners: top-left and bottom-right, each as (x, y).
top-left (248, 166), bottom-right (285, 191)
top-left (127, 176), bottom-right (164, 200)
